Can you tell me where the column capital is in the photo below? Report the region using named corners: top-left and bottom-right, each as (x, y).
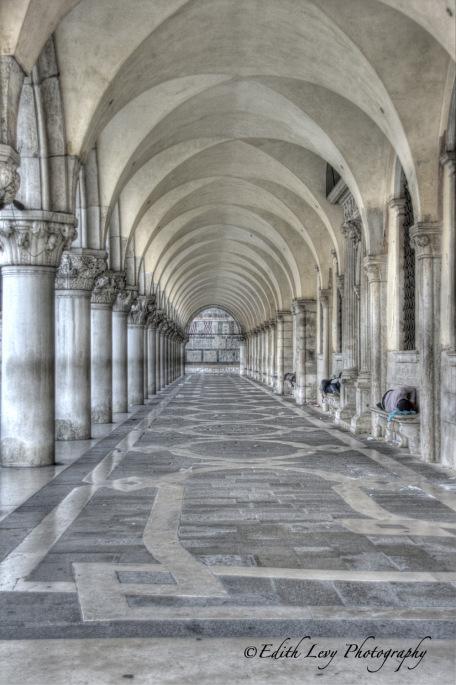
top-left (363, 254), bottom-right (387, 283)
top-left (410, 222), bottom-right (441, 259)
top-left (113, 284), bottom-right (137, 313)
top-left (440, 150), bottom-right (456, 175)
top-left (128, 295), bottom-right (154, 326)
top-left (341, 218), bottom-right (362, 245)
top-left (0, 210), bottom-right (77, 267)
top-left (56, 248), bottom-right (106, 290)
top-left (292, 298), bottom-right (315, 314)
top-left (319, 288), bottom-right (331, 306)
top-left (387, 196), bottom-right (407, 215)
top-left (91, 270), bottom-right (126, 306)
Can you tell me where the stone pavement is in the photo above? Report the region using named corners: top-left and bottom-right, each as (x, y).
top-left (1, 375), bottom-right (456, 640)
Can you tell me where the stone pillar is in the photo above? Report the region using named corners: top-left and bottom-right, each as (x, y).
top-left (127, 297), bottom-right (147, 406)
top-left (411, 222), bottom-right (441, 462)
top-left (112, 286), bottom-right (136, 414)
top-left (269, 321), bottom-right (276, 388)
top-left (319, 289), bottom-right (331, 384)
top-left (55, 249), bottom-right (106, 440)
top-left (239, 337), bottom-right (246, 375)
top-left (275, 312), bottom-right (285, 394)
top-left (91, 271), bottom-right (124, 423)
top-left (263, 324), bottom-right (269, 384)
top-left (364, 256), bottom-right (387, 414)
top-left (351, 263), bottom-right (372, 434)
top-left (336, 220), bottom-right (360, 424)
top-left (386, 199), bottom-right (407, 351)
top-left (0, 211), bottom-right (76, 465)
top-left (440, 152), bottom-right (456, 468)
top-left (156, 323), bottom-right (162, 390)
top-left (159, 325), bottom-right (166, 389)
top-left (293, 299), bottom-right (317, 405)
top-left (147, 321), bottom-right (157, 397)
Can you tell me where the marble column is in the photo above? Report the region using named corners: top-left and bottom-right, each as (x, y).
top-left (275, 312), bottom-right (285, 395)
top-left (411, 222), bottom-right (441, 462)
top-left (364, 256), bottom-right (387, 414)
top-left (159, 325), bottom-right (166, 389)
top-left (239, 337), bottom-right (246, 375)
top-left (440, 152), bottom-right (456, 468)
top-left (319, 289), bottom-right (331, 383)
top-left (263, 325), bottom-right (269, 384)
top-left (55, 249), bottom-right (106, 440)
top-left (91, 271), bottom-right (125, 424)
top-left (336, 220), bottom-right (360, 424)
top-left (112, 286), bottom-right (136, 414)
top-left (293, 299), bottom-right (317, 405)
top-left (147, 320), bottom-right (157, 397)
top-left (269, 321), bottom-right (276, 388)
top-left (127, 297), bottom-right (148, 406)
top-left (0, 212), bottom-right (76, 466)
top-left (293, 300), bottom-right (306, 405)
top-left (155, 322), bottom-right (162, 390)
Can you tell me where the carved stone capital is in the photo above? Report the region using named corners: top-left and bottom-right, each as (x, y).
top-left (410, 222), bottom-right (441, 259)
top-left (128, 295), bottom-right (152, 326)
top-left (440, 150), bottom-right (456, 176)
top-left (319, 288), bottom-right (330, 307)
top-left (336, 274), bottom-right (344, 293)
top-left (341, 218), bottom-right (361, 245)
top-left (113, 285), bottom-right (137, 313)
top-left (91, 270), bottom-right (126, 306)
top-left (0, 210), bottom-right (77, 267)
top-left (56, 250), bottom-right (106, 291)
top-left (0, 145), bottom-right (20, 207)
top-left (387, 196), bottom-right (407, 217)
top-left (363, 254), bottom-right (387, 283)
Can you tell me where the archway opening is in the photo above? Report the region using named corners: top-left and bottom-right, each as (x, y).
top-left (185, 307), bottom-right (242, 374)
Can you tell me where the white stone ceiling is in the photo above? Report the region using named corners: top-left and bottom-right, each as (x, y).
top-left (1, 0), bottom-right (455, 328)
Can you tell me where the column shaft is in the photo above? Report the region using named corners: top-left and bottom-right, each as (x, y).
top-left (1, 266), bottom-right (55, 466)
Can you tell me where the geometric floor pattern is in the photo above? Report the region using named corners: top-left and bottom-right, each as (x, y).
top-left (1, 374), bottom-right (456, 639)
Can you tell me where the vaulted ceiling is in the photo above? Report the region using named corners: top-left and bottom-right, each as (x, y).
top-left (2, 0), bottom-right (455, 329)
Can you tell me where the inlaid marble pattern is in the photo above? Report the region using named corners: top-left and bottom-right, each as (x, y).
top-left (1, 375), bottom-right (456, 639)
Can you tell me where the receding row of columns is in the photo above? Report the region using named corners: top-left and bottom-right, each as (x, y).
top-left (241, 300), bottom-right (317, 406)
top-left (0, 224), bottom-right (185, 468)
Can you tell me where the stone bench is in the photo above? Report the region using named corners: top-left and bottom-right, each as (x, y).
top-left (320, 392), bottom-right (340, 417)
top-left (371, 406), bottom-right (420, 454)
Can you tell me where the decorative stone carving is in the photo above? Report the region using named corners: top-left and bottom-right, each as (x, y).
top-left (0, 146), bottom-right (20, 208)
top-left (0, 211), bottom-right (77, 267)
top-left (91, 270), bottom-right (126, 306)
top-left (341, 191), bottom-right (360, 223)
top-left (113, 284), bottom-right (137, 313)
top-left (320, 289), bottom-right (330, 306)
top-left (410, 222), bottom-right (441, 259)
top-left (56, 251), bottom-right (106, 290)
top-left (336, 274), bottom-right (344, 293)
top-left (341, 218), bottom-right (361, 245)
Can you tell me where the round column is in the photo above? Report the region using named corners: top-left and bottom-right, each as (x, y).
top-left (55, 250), bottom-right (106, 440)
top-left (127, 297), bottom-right (147, 406)
top-left (0, 211), bottom-right (76, 466)
top-left (112, 286), bottom-right (134, 414)
top-left (147, 323), bottom-right (157, 397)
top-left (275, 313), bottom-right (285, 394)
top-left (90, 271), bottom-right (123, 423)
top-left (2, 266), bottom-right (56, 465)
top-left (239, 337), bottom-right (246, 375)
top-left (269, 321), bottom-right (276, 387)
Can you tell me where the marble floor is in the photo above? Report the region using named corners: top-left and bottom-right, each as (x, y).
top-left (1, 374), bottom-right (456, 682)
